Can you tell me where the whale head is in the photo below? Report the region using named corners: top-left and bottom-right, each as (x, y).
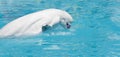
top-left (60, 11), bottom-right (73, 29)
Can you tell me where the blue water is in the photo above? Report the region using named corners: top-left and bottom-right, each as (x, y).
top-left (0, 0), bottom-right (120, 57)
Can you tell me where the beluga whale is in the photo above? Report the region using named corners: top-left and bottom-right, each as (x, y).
top-left (0, 9), bottom-right (73, 37)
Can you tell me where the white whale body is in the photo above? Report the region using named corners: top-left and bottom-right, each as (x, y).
top-left (0, 9), bottom-right (73, 37)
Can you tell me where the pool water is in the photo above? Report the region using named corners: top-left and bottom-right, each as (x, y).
top-left (0, 0), bottom-right (120, 57)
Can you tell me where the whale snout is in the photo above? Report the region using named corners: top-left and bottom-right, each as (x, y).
top-left (66, 22), bottom-right (71, 29)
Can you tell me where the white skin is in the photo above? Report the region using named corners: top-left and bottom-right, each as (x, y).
top-left (0, 9), bottom-right (73, 37)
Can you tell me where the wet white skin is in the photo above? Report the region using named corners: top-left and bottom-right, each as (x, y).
top-left (0, 9), bottom-right (73, 37)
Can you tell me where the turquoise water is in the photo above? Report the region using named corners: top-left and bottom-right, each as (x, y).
top-left (0, 0), bottom-right (120, 57)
